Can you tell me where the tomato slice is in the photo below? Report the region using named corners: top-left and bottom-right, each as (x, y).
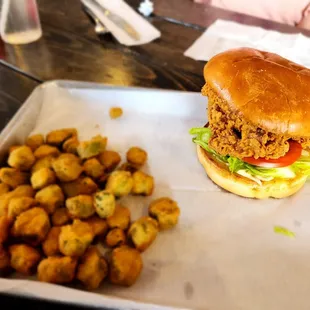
top-left (242, 140), bottom-right (302, 168)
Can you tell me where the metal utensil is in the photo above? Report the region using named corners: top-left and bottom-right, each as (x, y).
top-left (83, 4), bottom-right (109, 35)
top-left (87, 0), bottom-right (140, 41)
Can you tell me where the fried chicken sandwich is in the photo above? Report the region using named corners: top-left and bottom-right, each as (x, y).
top-left (190, 48), bottom-right (310, 199)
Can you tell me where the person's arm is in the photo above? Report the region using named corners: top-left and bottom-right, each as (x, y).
top-left (297, 3), bottom-right (310, 29)
top-left (193, 0), bottom-right (310, 28)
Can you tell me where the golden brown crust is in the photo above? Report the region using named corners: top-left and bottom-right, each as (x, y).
top-left (204, 48), bottom-right (310, 137)
top-left (196, 146), bottom-right (307, 199)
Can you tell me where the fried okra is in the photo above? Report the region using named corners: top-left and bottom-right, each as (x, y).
top-left (0, 198), bottom-right (9, 217)
top-left (0, 185), bottom-right (35, 217)
top-left (11, 207), bottom-right (50, 246)
top-left (7, 197), bottom-right (37, 219)
top-left (109, 107), bottom-right (123, 119)
top-left (0, 215), bottom-right (11, 243)
top-left (46, 128), bottom-right (77, 146)
top-left (59, 220), bottom-right (94, 257)
top-left (8, 146), bottom-right (35, 171)
top-left (105, 171), bottom-right (133, 197)
top-left (63, 136), bottom-right (79, 154)
top-left (149, 197), bottom-right (180, 230)
top-left (109, 246), bottom-right (143, 286)
top-left (38, 256), bottom-right (77, 284)
top-left (26, 134), bottom-right (44, 151)
top-left (9, 244), bottom-right (41, 275)
top-left (31, 155), bottom-right (55, 173)
top-left (131, 171), bottom-right (154, 196)
top-left (98, 150), bottom-right (121, 172)
top-left (52, 154), bottom-right (83, 182)
top-left (42, 226), bottom-right (61, 256)
top-left (34, 145), bottom-right (60, 159)
top-left (61, 177), bottom-right (98, 198)
top-left (31, 168), bottom-right (56, 190)
top-left (96, 174), bottom-right (109, 188)
top-left (117, 162), bottom-right (138, 174)
top-left (77, 135), bottom-right (107, 159)
top-left (84, 216), bottom-right (108, 237)
top-left (35, 184), bottom-right (65, 214)
top-left (9, 184), bottom-right (34, 197)
top-left (9, 146), bottom-right (20, 153)
top-left (105, 228), bottom-right (126, 248)
top-left (93, 190), bottom-right (116, 219)
top-left (83, 158), bottom-right (104, 179)
top-left (51, 207), bottom-right (71, 226)
top-left (9, 145), bottom-right (20, 153)
top-left (126, 147), bottom-right (147, 168)
top-left (0, 183), bottom-right (10, 195)
top-left (77, 246), bottom-right (108, 290)
top-left (107, 205), bottom-right (131, 230)
top-left (128, 216), bottom-right (158, 252)
top-left (0, 245), bottom-right (10, 275)
top-left (66, 195), bottom-right (95, 219)
top-left (0, 168), bottom-right (28, 188)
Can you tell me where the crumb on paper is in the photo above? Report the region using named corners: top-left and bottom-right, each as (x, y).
top-left (273, 226), bottom-right (295, 238)
top-left (109, 107), bottom-right (123, 119)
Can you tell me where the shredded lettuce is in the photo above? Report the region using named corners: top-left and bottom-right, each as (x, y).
top-left (189, 126), bottom-right (301, 182)
top-left (274, 226), bottom-right (295, 238)
top-left (189, 127), bottom-right (228, 163)
top-left (227, 157), bottom-right (244, 173)
top-left (236, 170), bottom-right (263, 185)
top-left (292, 156), bottom-right (310, 176)
top-left (292, 162), bottom-right (310, 175)
top-left (189, 127), bottom-right (212, 153)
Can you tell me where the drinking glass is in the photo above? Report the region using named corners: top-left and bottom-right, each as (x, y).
top-left (0, 0), bottom-right (42, 44)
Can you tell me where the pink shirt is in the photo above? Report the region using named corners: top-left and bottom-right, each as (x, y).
top-left (195, 0), bottom-right (310, 26)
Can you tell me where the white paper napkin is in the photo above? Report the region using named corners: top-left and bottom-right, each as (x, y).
top-left (185, 19), bottom-right (310, 68)
top-left (82, 0), bottom-right (160, 46)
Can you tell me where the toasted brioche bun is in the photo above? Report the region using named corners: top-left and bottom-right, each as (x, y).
top-left (197, 146), bottom-right (307, 199)
top-left (204, 48), bottom-right (310, 137)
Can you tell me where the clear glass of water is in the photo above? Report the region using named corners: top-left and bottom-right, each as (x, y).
top-left (0, 0), bottom-right (42, 44)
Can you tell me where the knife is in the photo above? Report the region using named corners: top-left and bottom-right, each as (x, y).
top-left (85, 0), bottom-right (140, 41)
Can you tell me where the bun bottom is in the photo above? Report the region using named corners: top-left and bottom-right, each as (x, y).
top-left (196, 146), bottom-right (307, 199)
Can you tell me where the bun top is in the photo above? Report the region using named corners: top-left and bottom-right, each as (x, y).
top-left (203, 48), bottom-right (310, 137)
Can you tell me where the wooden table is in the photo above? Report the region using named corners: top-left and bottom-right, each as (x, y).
top-left (0, 0), bottom-right (309, 308)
